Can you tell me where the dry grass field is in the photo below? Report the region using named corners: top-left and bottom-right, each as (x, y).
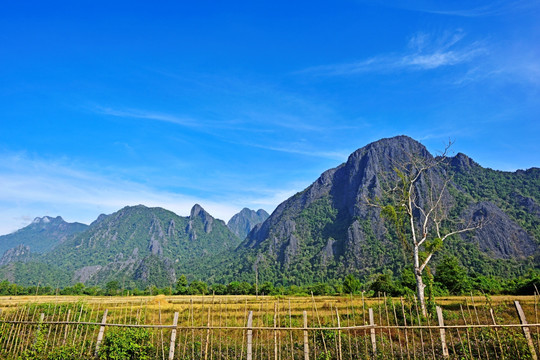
top-left (1, 294), bottom-right (538, 359)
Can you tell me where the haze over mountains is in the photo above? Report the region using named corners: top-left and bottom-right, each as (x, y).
top-left (1, 136), bottom-right (538, 288)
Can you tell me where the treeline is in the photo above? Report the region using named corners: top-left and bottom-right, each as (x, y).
top-left (1, 256), bottom-right (538, 297)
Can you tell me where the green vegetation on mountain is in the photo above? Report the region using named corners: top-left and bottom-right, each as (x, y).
top-left (0, 136), bottom-right (538, 291)
top-left (0, 204), bottom-right (242, 288)
top-left (0, 216), bottom-right (87, 255)
top-left (221, 136), bottom-right (539, 287)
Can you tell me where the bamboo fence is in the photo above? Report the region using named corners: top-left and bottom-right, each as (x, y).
top-left (0, 293), bottom-right (539, 359)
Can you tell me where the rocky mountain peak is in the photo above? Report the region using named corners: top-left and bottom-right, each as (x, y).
top-left (32, 215), bottom-right (64, 225)
top-left (190, 204), bottom-right (207, 218)
top-left (242, 135), bottom-right (539, 284)
top-left (450, 152), bottom-right (478, 172)
top-left (228, 208), bottom-right (270, 239)
top-left (190, 204), bottom-right (214, 233)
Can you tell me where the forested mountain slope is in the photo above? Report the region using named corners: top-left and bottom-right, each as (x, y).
top-left (0, 205), bottom-right (241, 287)
top-left (1, 136), bottom-right (538, 288)
top-left (212, 136), bottom-right (539, 285)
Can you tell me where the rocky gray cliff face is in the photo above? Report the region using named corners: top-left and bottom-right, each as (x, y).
top-left (227, 208), bottom-right (270, 239)
top-left (462, 201), bottom-right (537, 259)
top-left (0, 244), bottom-right (31, 266)
top-left (0, 216), bottom-right (88, 255)
top-left (241, 136), bottom-right (539, 282)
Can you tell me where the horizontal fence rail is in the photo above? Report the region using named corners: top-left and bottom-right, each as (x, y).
top-left (1, 294), bottom-right (539, 359)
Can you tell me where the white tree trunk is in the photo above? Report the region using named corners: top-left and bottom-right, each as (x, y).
top-left (415, 269), bottom-right (427, 316)
top-left (414, 243), bottom-right (427, 316)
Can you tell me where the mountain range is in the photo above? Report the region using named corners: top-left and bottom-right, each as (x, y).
top-left (1, 136), bottom-right (538, 287)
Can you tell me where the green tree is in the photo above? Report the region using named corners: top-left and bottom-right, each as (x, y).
top-left (343, 274), bottom-right (361, 294)
top-left (369, 271), bottom-right (400, 296)
top-left (105, 280), bottom-right (119, 296)
top-left (188, 280), bottom-right (208, 295)
top-left (227, 281), bottom-right (241, 294)
top-left (175, 275), bottom-right (188, 295)
top-left (435, 255), bottom-right (470, 294)
top-left (259, 281), bottom-right (274, 295)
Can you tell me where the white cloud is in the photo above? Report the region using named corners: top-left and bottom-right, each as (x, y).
top-left (298, 30), bottom-right (485, 76)
top-left (0, 153), bottom-right (294, 235)
top-left (237, 141), bottom-right (350, 161)
top-left (95, 106), bottom-right (199, 127)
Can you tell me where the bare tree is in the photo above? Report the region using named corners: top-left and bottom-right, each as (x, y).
top-left (371, 141), bottom-right (482, 316)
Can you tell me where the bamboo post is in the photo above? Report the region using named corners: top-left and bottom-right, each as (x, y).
top-left (44, 301), bottom-right (58, 353)
top-left (369, 308), bottom-right (377, 356)
top-left (464, 300), bottom-right (481, 360)
top-left (515, 301), bottom-right (538, 360)
top-left (336, 308), bottom-right (342, 360)
top-left (310, 292), bottom-right (327, 354)
top-left (392, 300), bottom-right (404, 360)
top-left (470, 294), bottom-right (489, 359)
top-left (80, 303), bottom-right (97, 357)
top-left (362, 292), bottom-right (369, 358)
top-left (72, 304), bottom-right (85, 346)
top-left (8, 305), bottom-right (23, 355)
top-left (7, 305), bottom-right (25, 355)
top-left (168, 312), bottom-right (179, 360)
top-left (289, 300), bottom-right (295, 360)
top-left (218, 299), bottom-right (223, 360)
top-left (436, 306), bottom-right (449, 358)
top-left (311, 298), bottom-right (318, 359)
top-left (453, 317), bottom-right (468, 360)
top-left (303, 311), bottom-right (309, 360)
top-left (407, 299), bottom-right (417, 360)
top-left (94, 309), bottom-right (108, 356)
top-left (489, 308), bottom-right (504, 360)
top-left (383, 294), bottom-right (395, 358)
top-left (331, 303), bottom-right (339, 357)
top-left (347, 294), bottom-right (353, 358)
top-left (274, 303), bottom-right (278, 360)
top-left (36, 313), bottom-right (45, 342)
top-left (62, 309), bottom-right (71, 345)
top-left (240, 299), bottom-right (247, 360)
top-left (19, 303), bottom-right (38, 355)
top-left (400, 298), bottom-right (411, 359)
top-left (191, 299), bottom-right (195, 360)
top-left (160, 302), bottom-right (165, 360)
top-left (205, 307), bottom-right (211, 360)
top-left (9, 304), bottom-right (27, 355)
top-left (536, 289), bottom-right (540, 356)
top-left (536, 289), bottom-right (540, 358)
top-left (247, 311), bottom-right (253, 360)
top-left (413, 295), bottom-right (426, 360)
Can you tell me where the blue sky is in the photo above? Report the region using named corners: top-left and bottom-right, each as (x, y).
top-left (1, 0), bottom-right (539, 234)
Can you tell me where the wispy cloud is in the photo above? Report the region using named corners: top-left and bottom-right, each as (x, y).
top-left (0, 153), bottom-right (302, 235)
top-left (0, 154), bottom-right (237, 234)
top-left (367, 0), bottom-right (540, 18)
top-left (95, 106), bottom-right (200, 127)
top-left (238, 141), bottom-right (349, 161)
top-left (411, 0), bottom-right (539, 17)
top-left (299, 30), bottom-right (486, 76)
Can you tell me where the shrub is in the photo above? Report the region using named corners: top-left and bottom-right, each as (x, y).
top-left (98, 327), bottom-right (154, 360)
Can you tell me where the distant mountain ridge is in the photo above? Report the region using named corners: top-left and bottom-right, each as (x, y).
top-left (1, 136), bottom-right (538, 287)
top-left (0, 204), bottom-right (242, 287)
top-left (0, 216), bottom-right (88, 256)
top-left (227, 208), bottom-right (269, 239)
